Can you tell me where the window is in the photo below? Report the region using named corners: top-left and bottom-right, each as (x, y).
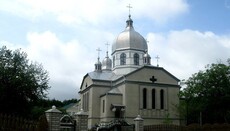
top-left (83, 93), bottom-right (89, 111)
top-left (83, 94), bottom-right (86, 111)
top-left (86, 92), bottom-right (89, 111)
top-left (102, 100), bottom-right (105, 113)
top-left (120, 53), bottom-right (126, 65)
top-left (160, 89), bottom-right (164, 109)
top-left (134, 53), bottom-right (139, 65)
top-left (152, 89), bottom-right (155, 109)
top-left (113, 56), bottom-right (115, 67)
top-left (143, 88), bottom-right (147, 109)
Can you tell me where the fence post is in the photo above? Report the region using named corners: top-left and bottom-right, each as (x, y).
top-left (45, 105), bottom-right (62, 131)
top-left (134, 115), bottom-right (144, 131)
top-left (75, 109), bottom-right (88, 131)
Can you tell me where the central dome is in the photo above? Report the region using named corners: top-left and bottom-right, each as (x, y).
top-left (112, 16), bottom-right (147, 54)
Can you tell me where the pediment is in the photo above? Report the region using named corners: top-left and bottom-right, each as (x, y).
top-left (125, 66), bottom-right (180, 85)
top-left (80, 74), bottom-right (93, 90)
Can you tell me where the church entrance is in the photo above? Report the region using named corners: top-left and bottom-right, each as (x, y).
top-left (115, 109), bottom-right (123, 118)
top-left (97, 104), bottom-right (134, 131)
top-left (111, 104), bottom-right (125, 119)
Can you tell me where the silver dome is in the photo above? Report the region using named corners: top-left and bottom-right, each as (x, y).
top-left (102, 51), bottom-right (112, 70)
top-left (112, 16), bottom-right (148, 54)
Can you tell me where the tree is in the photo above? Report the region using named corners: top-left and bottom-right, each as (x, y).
top-left (0, 46), bottom-right (50, 117)
top-left (179, 60), bottom-right (230, 124)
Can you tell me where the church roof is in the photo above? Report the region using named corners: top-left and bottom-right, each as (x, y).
top-left (107, 88), bottom-right (122, 95)
top-left (80, 65), bottom-right (180, 90)
top-left (87, 70), bottom-right (122, 81)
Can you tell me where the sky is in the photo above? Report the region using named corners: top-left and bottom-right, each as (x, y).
top-left (0, 0), bottom-right (230, 101)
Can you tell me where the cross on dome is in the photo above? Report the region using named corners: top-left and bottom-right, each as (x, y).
top-left (105, 42), bottom-right (110, 53)
top-left (96, 48), bottom-right (102, 59)
top-left (127, 4), bottom-right (132, 18)
top-left (126, 4), bottom-right (133, 27)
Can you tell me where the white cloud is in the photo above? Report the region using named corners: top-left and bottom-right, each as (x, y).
top-left (25, 31), bottom-right (94, 100)
top-left (147, 29), bottom-right (230, 80)
top-left (2, 0), bottom-right (230, 101)
top-left (19, 29), bottom-right (230, 100)
top-left (2, 28), bottom-right (230, 100)
top-left (0, 0), bottom-right (189, 25)
top-left (133, 0), bottom-right (189, 22)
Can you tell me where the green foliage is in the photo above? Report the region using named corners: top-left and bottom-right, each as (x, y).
top-left (163, 113), bottom-right (173, 124)
top-left (179, 60), bottom-right (230, 124)
top-left (0, 46), bottom-right (50, 117)
top-left (30, 98), bottom-right (78, 119)
top-left (62, 98), bottom-right (79, 106)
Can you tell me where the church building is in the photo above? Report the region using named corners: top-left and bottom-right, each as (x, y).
top-left (78, 14), bottom-right (181, 129)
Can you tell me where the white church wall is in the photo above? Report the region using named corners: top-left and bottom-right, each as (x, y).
top-left (100, 94), bottom-right (123, 122)
top-left (88, 86), bottom-right (111, 128)
top-left (166, 86), bottom-right (180, 118)
top-left (123, 83), bottom-right (140, 118)
top-left (137, 84), bottom-right (180, 124)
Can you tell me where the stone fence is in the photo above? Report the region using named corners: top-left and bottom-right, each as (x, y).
top-left (45, 106), bottom-right (88, 131)
top-left (45, 105), bottom-right (144, 131)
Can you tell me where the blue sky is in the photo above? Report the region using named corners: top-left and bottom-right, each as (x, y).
top-left (1, 0), bottom-right (230, 100)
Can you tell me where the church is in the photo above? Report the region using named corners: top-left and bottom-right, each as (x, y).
top-left (78, 14), bottom-right (181, 129)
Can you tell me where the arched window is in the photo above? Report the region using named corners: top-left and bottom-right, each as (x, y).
top-left (134, 53), bottom-right (139, 65)
top-left (143, 88), bottom-right (147, 109)
top-left (102, 100), bottom-right (105, 113)
top-left (160, 89), bottom-right (164, 109)
top-left (152, 89), bottom-right (155, 109)
top-left (86, 92), bottom-right (89, 111)
top-left (120, 53), bottom-right (126, 65)
top-left (83, 94), bottom-right (86, 111)
top-left (113, 56), bottom-right (115, 68)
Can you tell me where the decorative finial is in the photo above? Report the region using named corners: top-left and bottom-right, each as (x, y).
top-left (127, 4), bottom-right (132, 18)
top-left (52, 105), bottom-right (56, 109)
top-left (96, 48), bottom-right (102, 59)
top-left (155, 55), bottom-right (160, 67)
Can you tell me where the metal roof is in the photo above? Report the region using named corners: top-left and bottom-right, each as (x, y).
top-left (88, 70), bottom-right (123, 81)
top-left (112, 16), bottom-right (147, 54)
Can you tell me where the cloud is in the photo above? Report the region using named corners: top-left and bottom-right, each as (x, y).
top-left (25, 31), bottom-right (94, 100)
top-left (19, 29), bottom-right (230, 100)
top-left (0, 0), bottom-right (189, 25)
top-left (3, 0), bottom-right (229, 101)
top-left (2, 28), bottom-right (230, 100)
top-left (132, 0), bottom-right (189, 22)
top-left (147, 29), bottom-right (230, 80)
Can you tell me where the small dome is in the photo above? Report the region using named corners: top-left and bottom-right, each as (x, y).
top-left (95, 58), bottom-right (102, 71)
top-left (112, 16), bottom-right (147, 54)
top-left (144, 53), bottom-right (150, 57)
top-left (95, 60), bottom-right (102, 65)
top-left (102, 51), bottom-right (112, 70)
top-left (143, 51), bottom-right (151, 65)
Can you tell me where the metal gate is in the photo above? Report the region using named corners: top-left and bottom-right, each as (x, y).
top-left (60, 115), bottom-right (76, 131)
